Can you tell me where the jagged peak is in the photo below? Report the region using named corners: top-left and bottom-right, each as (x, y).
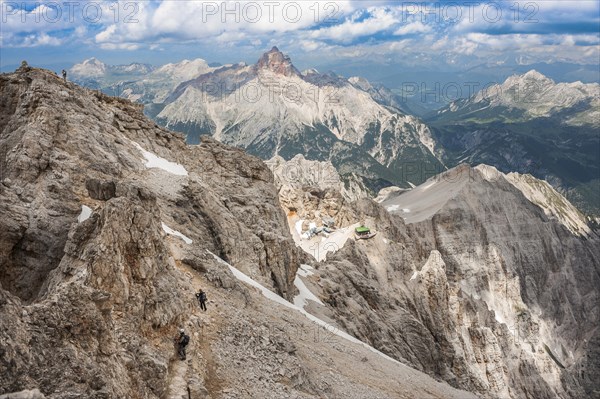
top-left (348, 76), bottom-right (374, 90)
top-left (255, 46), bottom-right (300, 77)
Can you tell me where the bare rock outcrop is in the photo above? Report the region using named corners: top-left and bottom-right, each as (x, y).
top-left (0, 67), bottom-right (298, 397)
top-left (306, 166), bottom-right (600, 398)
top-left (5, 65), bottom-right (598, 399)
top-left (0, 67), bottom-right (298, 301)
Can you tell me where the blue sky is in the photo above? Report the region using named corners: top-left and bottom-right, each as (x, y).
top-left (1, 0), bottom-right (599, 75)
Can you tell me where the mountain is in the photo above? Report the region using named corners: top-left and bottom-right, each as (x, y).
top-left (154, 47), bottom-right (444, 193)
top-left (70, 57), bottom-right (109, 77)
top-left (278, 162), bottom-right (600, 399)
top-left (69, 57), bottom-right (215, 104)
top-left (0, 65), bottom-right (482, 399)
top-left (314, 59), bottom-right (600, 116)
top-left (70, 57), bottom-right (156, 82)
top-left (430, 70), bottom-right (600, 126)
top-left (426, 70), bottom-right (600, 216)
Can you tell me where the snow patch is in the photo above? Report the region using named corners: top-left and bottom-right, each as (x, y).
top-left (494, 311), bottom-right (505, 325)
top-left (295, 219), bottom-right (304, 236)
top-left (293, 267), bottom-right (324, 309)
top-left (386, 206), bottom-right (410, 214)
top-left (421, 181), bottom-right (436, 190)
top-left (133, 142), bottom-right (188, 176)
top-left (162, 222), bottom-right (193, 244)
top-left (294, 224), bottom-right (359, 262)
top-left (296, 264), bottom-right (315, 278)
top-left (77, 205), bottom-right (92, 223)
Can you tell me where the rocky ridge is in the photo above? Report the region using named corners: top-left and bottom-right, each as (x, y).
top-left (283, 163), bottom-right (600, 399)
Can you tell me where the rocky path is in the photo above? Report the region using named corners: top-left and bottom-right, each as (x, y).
top-left (164, 246), bottom-right (226, 399)
top-left (165, 359), bottom-right (190, 399)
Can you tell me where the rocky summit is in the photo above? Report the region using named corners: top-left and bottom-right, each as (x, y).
top-left (256, 47), bottom-right (301, 77)
top-left (1, 65), bottom-right (599, 399)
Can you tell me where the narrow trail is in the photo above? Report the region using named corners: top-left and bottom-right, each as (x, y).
top-left (165, 359), bottom-right (190, 399)
top-left (164, 245), bottom-right (227, 399)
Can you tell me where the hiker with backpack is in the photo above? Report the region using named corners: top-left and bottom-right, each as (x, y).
top-left (174, 329), bottom-right (190, 361)
top-left (195, 289), bottom-right (207, 311)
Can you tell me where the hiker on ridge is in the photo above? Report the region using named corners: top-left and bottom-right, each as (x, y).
top-left (174, 328), bottom-right (189, 361)
top-left (196, 289), bottom-right (207, 311)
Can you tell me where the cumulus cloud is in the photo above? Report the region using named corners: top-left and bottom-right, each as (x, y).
top-left (20, 32), bottom-right (62, 47)
top-left (394, 21), bottom-right (431, 36)
top-left (309, 7), bottom-right (399, 42)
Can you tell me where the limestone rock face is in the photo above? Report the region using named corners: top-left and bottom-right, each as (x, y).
top-left (1, 191), bottom-right (186, 398)
top-left (0, 67), bottom-right (298, 302)
top-left (0, 67), bottom-right (297, 397)
top-left (266, 154), bottom-right (362, 231)
top-left (307, 166), bottom-right (600, 399)
top-left (0, 390), bottom-right (46, 399)
top-left (256, 46), bottom-right (301, 77)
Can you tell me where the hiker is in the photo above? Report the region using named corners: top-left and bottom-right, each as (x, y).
top-left (195, 289), bottom-right (207, 311)
top-left (174, 328), bottom-right (190, 361)
top-left (62, 69), bottom-right (67, 81)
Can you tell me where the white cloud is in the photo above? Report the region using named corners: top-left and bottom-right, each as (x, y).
top-left (20, 32), bottom-right (62, 47)
top-left (394, 21), bottom-right (431, 36)
top-left (1, 0), bottom-right (597, 69)
top-left (309, 7), bottom-right (398, 42)
top-left (299, 40), bottom-right (325, 52)
top-left (95, 25), bottom-right (117, 43)
top-left (99, 42), bottom-right (141, 51)
top-left (215, 31), bottom-right (247, 44)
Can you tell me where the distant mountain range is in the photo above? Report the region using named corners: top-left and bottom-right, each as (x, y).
top-left (71, 48), bottom-right (444, 194)
top-left (427, 70), bottom-right (600, 215)
top-left (429, 70), bottom-right (599, 126)
top-left (70, 57), bottom-right (218, 104)
top-left (314, 59), bottom-right (600, 115)
top-left (69, 51), bottom-right (599, 216)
